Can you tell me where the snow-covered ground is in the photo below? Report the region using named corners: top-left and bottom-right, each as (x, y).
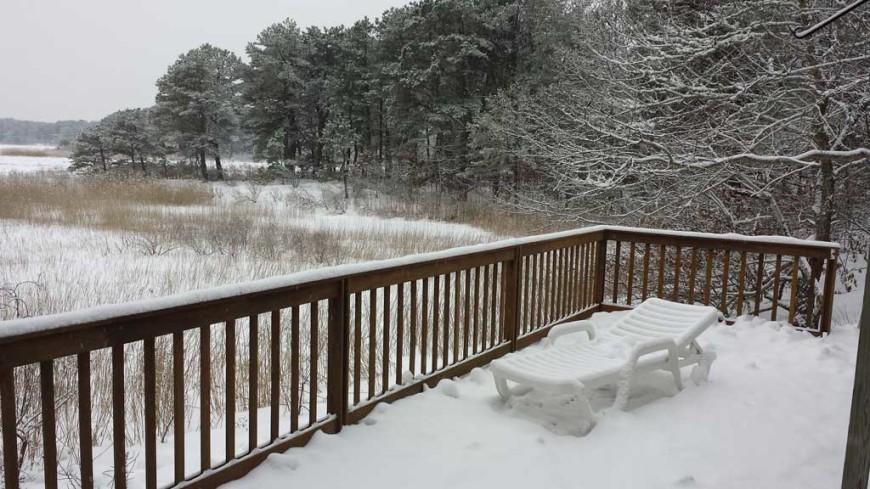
top-left (228, 312), bottom-right (858, 489)
top-left (0, 144), bottom-right (268, 174)
top-left (0, 144), bottom-right (69, 173)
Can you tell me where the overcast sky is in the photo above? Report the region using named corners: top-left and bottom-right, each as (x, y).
top-left (0, 0), bottom-right (410, 122)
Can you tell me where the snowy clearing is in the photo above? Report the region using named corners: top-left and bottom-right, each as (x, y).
top-left (227, 312), bottom-right (857, 489)
top-left (0, 145), bottom-right (68, 173)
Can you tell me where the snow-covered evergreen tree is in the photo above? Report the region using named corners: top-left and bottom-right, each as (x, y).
top-left (154, 44), bottom-right (245, 180)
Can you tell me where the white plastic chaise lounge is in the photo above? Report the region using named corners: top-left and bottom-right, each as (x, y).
top-left (491, 298), bottom-right (720, 427)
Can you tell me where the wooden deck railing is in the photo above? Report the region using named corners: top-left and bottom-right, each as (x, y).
top-left (0, 226), bottom-right (839, 488)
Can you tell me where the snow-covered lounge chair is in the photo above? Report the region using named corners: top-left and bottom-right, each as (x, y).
top-left (491, 298), bottom-right (720, 426)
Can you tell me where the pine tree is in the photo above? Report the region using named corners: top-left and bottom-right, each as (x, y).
top-left (244, 20), bottom-right (307, 172)
top-left (103, 108), bottom-right (152, 176)
top-left (154, 44), bottom-right (245, 180)
top-left (69, 124), bottom-right (111, 172)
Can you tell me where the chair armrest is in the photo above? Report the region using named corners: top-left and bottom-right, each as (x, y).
top-left (547, 320), bottom-right (596, 341)
top-left (626, 337), bottom-right (678, 367)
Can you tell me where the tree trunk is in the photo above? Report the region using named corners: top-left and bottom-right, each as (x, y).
top-left (139, 155), bottom-right (147, 177)
top-left (99, 147), bottom-right (107, 172)
top-left (343, 148), bottom-right (350, 199)
top-left (214, 144), bottom-right (224, 181)
top-left (816, 159), bottom-right (834, 243)
top-left (199, 149), bottom-right (208, 181)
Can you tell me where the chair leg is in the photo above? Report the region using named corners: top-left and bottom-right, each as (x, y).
top-left (575, 386), bottom-right (597, 435)
top-left (495, 375), bottom-right (512, 401)
top-left (494, 375), bottom-right (532, 401)
top-left (668, 353), bottom-right (684, 392)
top-left (690, 349), bottom-right (717, 385)
top-left (614, 368), bottom-right (633, 411)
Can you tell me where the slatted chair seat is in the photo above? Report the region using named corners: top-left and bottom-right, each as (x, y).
top-left (491, 298), bottom-right (720, 432)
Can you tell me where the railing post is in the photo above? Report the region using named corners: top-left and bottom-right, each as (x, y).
top-left (327, 279), bottom-right (349, 430)
top-left (594, 235), bottom-right (609, 306)
top-left (1, 367), bottom-right (19, 489)
top-left (504, 247), bottom-right (522, 351)
top-left (821, 250), bottom-right (839, 335)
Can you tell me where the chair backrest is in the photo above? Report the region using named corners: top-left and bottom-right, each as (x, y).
top-left (609, 298), bottom-right (719, 348)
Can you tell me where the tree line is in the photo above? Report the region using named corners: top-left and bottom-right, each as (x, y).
top-left (0, 118), bottom-right (92, 146)
top-left (70, 0), bottom-right (870, 248)
top-left (71, 0), bottom-right (573, 188)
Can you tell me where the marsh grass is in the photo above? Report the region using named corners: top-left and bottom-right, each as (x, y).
top-left (0, 147), bottom-right (69, 157)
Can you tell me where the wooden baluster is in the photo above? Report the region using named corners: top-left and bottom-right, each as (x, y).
top-left (626, 242), bottom-right (636, 305)
top-left (383, 285), bottom-right (391, 393)
top-left (789, 256), bottom-right (800, 324)
top-left (754, 253), bottom-right (765, 316)
top-left (483, 264), bottom-right (491, 349)
top-left (543, 251), bottom-right (552, 323)
top-left (368, 289), bottom-right (377, 398)
top-left (397, 283), bottom-right (405, 386)
top-left (422, 278), bottom-right (430, 374)
top-left (688, 249), bottom-right (698, 304)
top-left (1, 368), bottom-right (19, 489)
top-left (657, 244), bottom-right (666, 298)
top-left (112, 344), bottom-right (126, 488)
top-left (226, 320), bottom-right (237, 458)
top-left (78, 352), bottom-right (95, 488)
top-left (40, 361), bottom-right (58, 489)
top-left (432, 275), bottom-right (440, 372)
top-left (549, 250), bottom-right (562, 322)
top-left (453, 271), bottom-right (461, 363)
top-left (736, 252), bottom-right (747, 316)
top-left (529, 254), bottom-right (539, 329)
top-left (248, 315), bottom-right (258, 450)
top-left (586, 241), bottom-right (606, 306)
top-left (201, 325), bottom-right (212, 470)
top-left (410, 280), bottom-right (418, 375)
top-left (538, 253), bottom-right (546, 324)
top-left (720, 251), bottom-right (731, 315)
top-left (290, 308), bottom-right (299, 432)
top-left (472, 267), bottom-right (480, 354)
top-left (270, 311), bottom-right (280, 442)
top-left (520, 257), bottom-right (529, 333)
top-left (443, 273), bottom-right (452, 368)
top-left (581, 243), bottom-right (588, 308)
top-left (553, 250), bottom-right (562, 317)
top-left (144, 338), bottom-right (157, 488)
top-left (771, 255), bottom-right (782, 321)
top-left (820, 253), bottom-right (838, 334)
top-left (463, 269), bottom-right (471, 358)
top-left (309, 302), bottom-right (319, 425)
top-left (612, 241), bottom-right (621, 303)
top-left (353, 293), bottom-right (362, 404)
top-left (641, 243), bottom-right (651, 301)
top-left (561, 247), bottom-right (570, 316)
top-left (672, 246), bottom-right (682, 302)
top-left (498, 263), bottom-right (506, 344)
top-left (173, 332), bottom-right (184, 483)
top-left (703, 250), bottom-right (714, 306)
top-left (550, 250), bottom-right (564, 316)
top-left (569, 245), bottom-right (578, 312)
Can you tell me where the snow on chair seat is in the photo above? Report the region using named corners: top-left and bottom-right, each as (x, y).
top-left (490, 298), bottom-right (720, 432)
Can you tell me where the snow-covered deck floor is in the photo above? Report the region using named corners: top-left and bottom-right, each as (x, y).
top-left (227, 313), bottom-right (857, 489)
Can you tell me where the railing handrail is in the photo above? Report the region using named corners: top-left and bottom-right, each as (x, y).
top-left (0, 225), bottom-right (838, 346)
